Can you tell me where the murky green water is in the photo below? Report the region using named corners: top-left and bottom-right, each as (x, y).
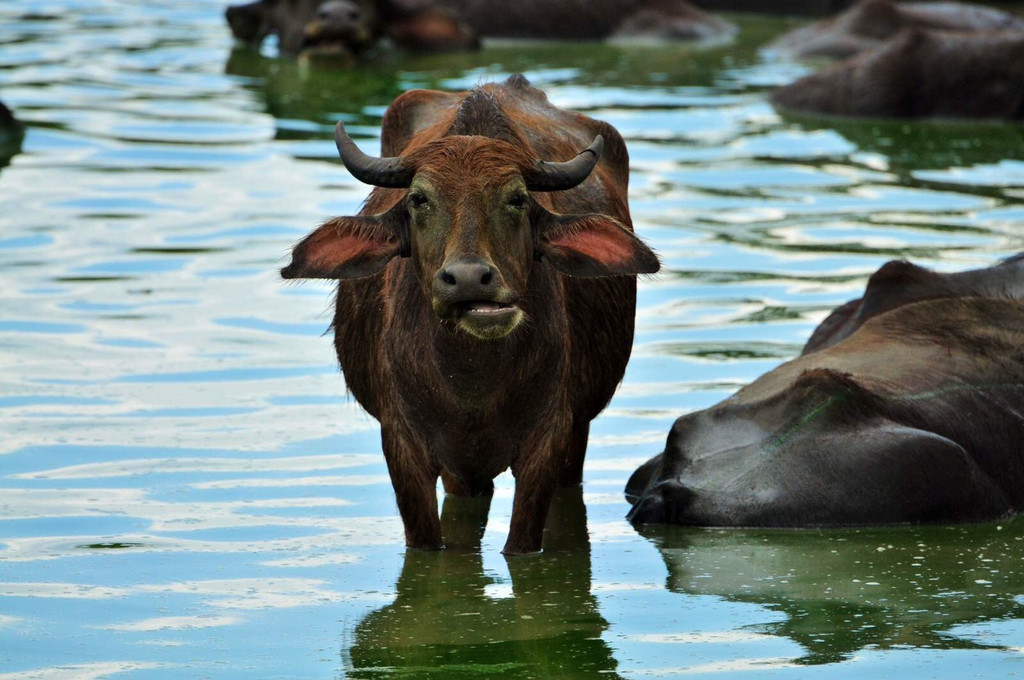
top-left (2, 2), bottom-right (1023, 678)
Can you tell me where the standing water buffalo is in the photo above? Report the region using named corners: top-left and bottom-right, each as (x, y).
top-left (770, 28), bottom-right (1024, 120)
top-left (627, 255), bottom-right (1024, 528)
top-left (282, 75), bottom-right (659, 554)
top-left (765, 0), bottom-right (1024, 60)
top-left (226, 0), bottom-right (736, 57)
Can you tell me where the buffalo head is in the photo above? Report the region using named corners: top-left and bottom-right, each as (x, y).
top-left (282, 122), bottom-right (659, 340)
top-left (301, 0), bottom-right (378, 54)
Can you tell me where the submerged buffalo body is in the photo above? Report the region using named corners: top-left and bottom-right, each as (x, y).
top-left (428, 0), bottom-right (735, 41)
top-left (283, 75), bottom-right (658, 553)
top-left (771, 28), bottom-right (1024, 120)
top-left (227, 0), bottom-right (735, 56)
top-left (627, 255), bottom-right (1024, 528)
top-left (766, 0), bottom-right (1024, 60)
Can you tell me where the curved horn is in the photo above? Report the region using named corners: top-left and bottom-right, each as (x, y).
top-left (523, 135), bottom-right (604, 192)
top-left (334, 121), bottom-right (414, 189)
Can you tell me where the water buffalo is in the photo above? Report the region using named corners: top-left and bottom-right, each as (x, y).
top-left (299, 0), bottom-right (478, 56)
top-left (771, 28), bottom-right (1024, 120)
top-left (766, 0), bottom-right (1024, 60)
top-left (420, 0), bottom-right (735, 41)
top-left (226, 0), bottom-right (735, 57)
top-left (282, 75), bottom-right (659, 554)
top-left (0, 101), bottom-right (23, 171)
top-left (689, 0), bottom-right (854, 15)
top-left (224, 0), bottom-right (431, 56)
top-left (226, 0), bottom-right (322, 54)
top-left (627, 254), bottom-right (1024, 528)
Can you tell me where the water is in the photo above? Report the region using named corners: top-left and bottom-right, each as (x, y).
top-left (1, 2), bottom-right (1023, 678)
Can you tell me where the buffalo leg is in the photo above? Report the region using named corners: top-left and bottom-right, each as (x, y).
top-left (441, 469), bottom-right (495, 498)
top-left (558, 420), bottom-right (590, 487)
top-left (504, 446), bottom-right (561, 554)
top-left (382, 425), bottom-right (443, 550)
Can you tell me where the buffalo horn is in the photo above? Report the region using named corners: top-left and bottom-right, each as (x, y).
top-left (334, 121), bottom-right (414, 188)
top-left (524, 135), bottom-right (604, 192)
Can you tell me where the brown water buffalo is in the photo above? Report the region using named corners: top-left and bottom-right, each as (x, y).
top-left (227, 0), bottom-right (322, 54)
top-left (300, 0), bottom-right (478, 56)
top-left (225, 0), bottom-right (453, 56)
top-left (226, 0), bottom-right (735, 56)
top-left (771, 28), bottom-right (1024, 119)
top-left (282, 75), bottom-right (658, 554)
top-left (627, 254), bottom-right (1024, 528)
top-left (766, 0), bottom-right (1024, 60)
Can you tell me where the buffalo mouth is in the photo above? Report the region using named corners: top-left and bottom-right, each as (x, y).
top-left (455, 300), bottom-right (518, 318)
top-left (444, 299), bottom-right (523, 339)
top-left (300, 18), bottom-right (373, 55)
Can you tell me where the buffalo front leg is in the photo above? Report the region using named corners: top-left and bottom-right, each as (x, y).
top-left (504, 444), bottom-right (562, 555)
top-left (381, 424), bottom-right (443, 550)
top-left (558, 420), bottom-right (590, 487)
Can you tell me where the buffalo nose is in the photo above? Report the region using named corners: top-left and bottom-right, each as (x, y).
top-left (437, 261), bottom-right (496, 295)
top-left (627, 479), bottom-right (696, 526)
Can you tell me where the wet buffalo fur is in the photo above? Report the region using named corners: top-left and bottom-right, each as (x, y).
top-left (627, 254), bottom-right (1024, 528)
top-left (226, 0), bottom-right (735, 56)
top-left (771, 28), bottom-right (1024, 120)
top-left (766, 0), bottom-right (1024, 60)
top-left (283, 75), bottom-right (659, 553)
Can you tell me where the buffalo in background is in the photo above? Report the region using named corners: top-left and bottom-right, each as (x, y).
top-left (225, 0), bottom-right (737, 58)
top-left (227, 0), bottom-right (477, 57)
top-left (627, 255), bottom-right (1024, 529)
top-left (771, 27), bottom-right (1024, 120)
top-left (767, 0), bottom-right (1024, 120)
top-left (766, 0), bottom-right (1024, 60)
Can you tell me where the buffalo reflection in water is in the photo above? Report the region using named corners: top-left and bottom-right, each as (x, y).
top-left (343, 488), bottom-right (620, 678)
top-left (637, 519), bottom-right (1024, 665)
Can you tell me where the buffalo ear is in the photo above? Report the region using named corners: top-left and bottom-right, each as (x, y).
top-left (281, 211), bottom-right (406, 280)
top-left (537, 212), bottom-right (660, 277)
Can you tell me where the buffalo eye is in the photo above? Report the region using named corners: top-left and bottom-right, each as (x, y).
top-left (506, 192), bottom-right (528, 212)
top-left (408, 192), bottom-right (430, 211)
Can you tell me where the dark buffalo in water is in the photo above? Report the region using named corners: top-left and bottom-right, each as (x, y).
top-left (771, 28), bottom-right (1024, 120)
top-left (301, 0), bottom-right (478, 55)
top-left (416, 0), bottom-right (735, 41)
top-left (766, 0), bottom-right (1024, 60)
top-left (226, 0), bottom-right (735, 56)
top-left (627, 255), bottom-right (1024, 528)
top-left (226, 0), bottom-right (320, 54)
top-left (225, 0), bottom-right (477, 56)
top-left (0, 100), bottom-right (24, 171)
top-left (283, 75), bottom-right (658, 554)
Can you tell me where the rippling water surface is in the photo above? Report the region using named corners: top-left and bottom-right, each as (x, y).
top-left (2, 2), bottom-right (1023, 678)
